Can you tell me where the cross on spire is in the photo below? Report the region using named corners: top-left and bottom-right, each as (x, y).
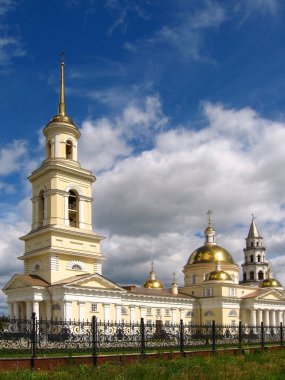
top-left (207, 210), bottom-right (213, 226)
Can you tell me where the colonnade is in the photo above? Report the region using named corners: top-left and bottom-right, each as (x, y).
top-left (245, 308), bottom-right (285, 326)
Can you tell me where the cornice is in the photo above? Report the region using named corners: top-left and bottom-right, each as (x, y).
top-left (20, 225), bottom-right (105, 242)
top-left (28, 161), bottom-right (96, 183)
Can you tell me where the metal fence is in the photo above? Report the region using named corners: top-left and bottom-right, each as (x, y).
top-left (0, 313), bottom-right (283, 361)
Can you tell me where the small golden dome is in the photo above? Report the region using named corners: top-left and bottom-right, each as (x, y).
top-left (187, 244), bottom-right (235, 265)
top-left (142, 266), bottom-right (164, 289)
top-left (143, 279), bottom-right (164, 289)
top-left (206, 269), bottom-right (233, 282)
top-left (259, 278), bottom-right (282, 289)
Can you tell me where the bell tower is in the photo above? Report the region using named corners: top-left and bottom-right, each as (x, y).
top-left (241, 216), bottom-right (269, 286)
top-left (18, 58), bottom-right (105, 284)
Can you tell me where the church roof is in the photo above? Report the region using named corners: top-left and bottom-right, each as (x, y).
top-left (124, 286), bottom-right (192, 299)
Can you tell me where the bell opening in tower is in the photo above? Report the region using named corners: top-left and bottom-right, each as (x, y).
top-left (68, 190), bottom-right (78, 227)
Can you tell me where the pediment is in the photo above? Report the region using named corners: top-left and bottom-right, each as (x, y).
top-left (3, 274), bottom-right (49, 291)
top-left (63, 273), bottom-right (126, 292)
top-left (254, 289), bottom-right (285, 301)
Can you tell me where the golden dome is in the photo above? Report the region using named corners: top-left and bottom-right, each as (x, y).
top-left (259, 278), bottom-right (282, 289)
top-left (142, 267), bottom-right (164, 289)
top-left (206, 269), bottom-right (233, 282)
top-left (143, 279), bottom-right (164, 289)
top-left (187, 244), bottom-right (235, 265)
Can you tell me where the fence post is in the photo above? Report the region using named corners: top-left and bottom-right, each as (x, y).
top-left (140, 318), bottom-right (145, 356)
top-left (238, 321), bottom-right (242, 349)
top-left (212, 320), bottom-right (216, 352)
top-left (280, 322), bottom-right (283, 347)
top-left (261, 321), bottom-right (264, 350)
top-left (92, 316), bottom-right (97, 366)
top-left (179, 319), bottom-right (184, 354)
top-left (31, 312), bottom-right (36, 369)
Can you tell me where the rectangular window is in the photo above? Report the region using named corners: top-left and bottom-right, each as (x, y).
top-left (91, 303), bottom-right (97, 312)
top-left (156, 308), bottom-right (161, 317)
top-left (165, 308), bottom-right (170, 317)
top-left (165, 320), bottom-right (170, 326)
top-left (203, 288), bottom-right (213, 297)
top-left (231, 320), bottom-right (236, 326)
top-left (229, 288), bottom-right (237, 296)
top-left (147, 320), bottom-right (152, 327)
top-left (146, 308), bottom-right (152, 316)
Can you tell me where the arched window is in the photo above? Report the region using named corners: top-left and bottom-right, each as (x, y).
top-left (192, 274), bottom-right (197, 284)
top-left (250, 271), bottom-right (254, 280)
top-left (257, 255), bottom-right (261, 262)
top-left (250, 255), bottom-right (254, 262)
top-left (72, 264), bottom-right (82, 271)
top-left (204, 310), bottom-right (215, 317)
top-left (258, 271), bottom-right (264, 280)
top-left (47, 141), bottom-right (52, 159)
top-left (66, 140), bottom-right (73, 159)
top-left (68, 190), bottom-right (78, 227)
top-left (243, 272), bottom-right (246, 281)
top-left (38, 190), bottom-right (45, 226)
top-left (228, 309), bottom-right (238, 317)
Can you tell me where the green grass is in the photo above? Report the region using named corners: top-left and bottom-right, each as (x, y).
top-left (0, 349), bottom-right (285, 379)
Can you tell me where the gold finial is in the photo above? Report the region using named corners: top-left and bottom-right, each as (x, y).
top-left (58, 52), bottom-right (66, 116)
top-left (207, 210), bottom-right (213, 226)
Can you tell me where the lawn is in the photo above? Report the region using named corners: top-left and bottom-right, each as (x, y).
top-left (0, 349), bottom-right (284, 379)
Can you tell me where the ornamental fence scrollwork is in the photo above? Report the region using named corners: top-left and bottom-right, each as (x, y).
top-left (0, 314), bottom-right (283, 358)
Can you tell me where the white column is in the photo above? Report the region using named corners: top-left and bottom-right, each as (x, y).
top-left (250, 309), bottom-right (256, 326)
top-left (116, 305), bottom-right (122, 322)
top-left (240, 307), bottom-right (246, 325)
top-left (270, 310), bottom-right (276, 326)
top-left (43, 193), bottom-right (47, 226)
top-left (63, 301), bottom-right (72, 321)
top-left (8, 303), bottom-right (13, 318)
top-left (64, 194), bottom-right (69, 226)
top-left (32, 301), bottom-right (40, 319)
top-left (73, 143), bottom-right (77, 161)
top-left (45, 302), bottom-right (52, 320)
top-left (78, 302), bottom-right (86, 321)
top-left (13, 303), bottom-right (20, 319)
top-left (264, 310), bottom-right (269, 326)
top-left (103, 304), bottom-right (110, 322)
top-left (256, 309), bottom-right (262, 326)
top-left (140, 307), bottom-right (146, 320)
top-left (172, 308), bottom-right (177, 324)
top-left (279, 311), bottom-right (283, 325)
top-left (26, 301), bottom-right (33, 319)
top-left (130, 306), bottom-right (136, 323)
top-left (79, 198), bottom-right (84, 229)
top-left (54, 134), bottom-right (60, 157)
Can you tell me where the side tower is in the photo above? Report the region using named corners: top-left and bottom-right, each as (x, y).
top-left (241, 217), bottom-right (269, 286)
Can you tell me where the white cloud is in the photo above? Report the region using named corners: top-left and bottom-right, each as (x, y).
top-left (0, 140), bottom-right (27, 175)
top-left (79, 95), bottom-right (168, 171)
top-left (124, 2), bottom-right (226, 61)
top-left (79, 118), bottom-right (131, 172)
top-left (90, 101), bottom-right (285, 287)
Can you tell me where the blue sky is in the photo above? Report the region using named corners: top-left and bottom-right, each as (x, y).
top-left (1, 0), bottom-right (285, 313)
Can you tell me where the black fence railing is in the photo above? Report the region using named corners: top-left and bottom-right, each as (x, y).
top-left (0, 314), bottom-right (284, 364)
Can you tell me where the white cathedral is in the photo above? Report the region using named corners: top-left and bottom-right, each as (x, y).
top-left (3, 61), bottom-right (285, 327)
